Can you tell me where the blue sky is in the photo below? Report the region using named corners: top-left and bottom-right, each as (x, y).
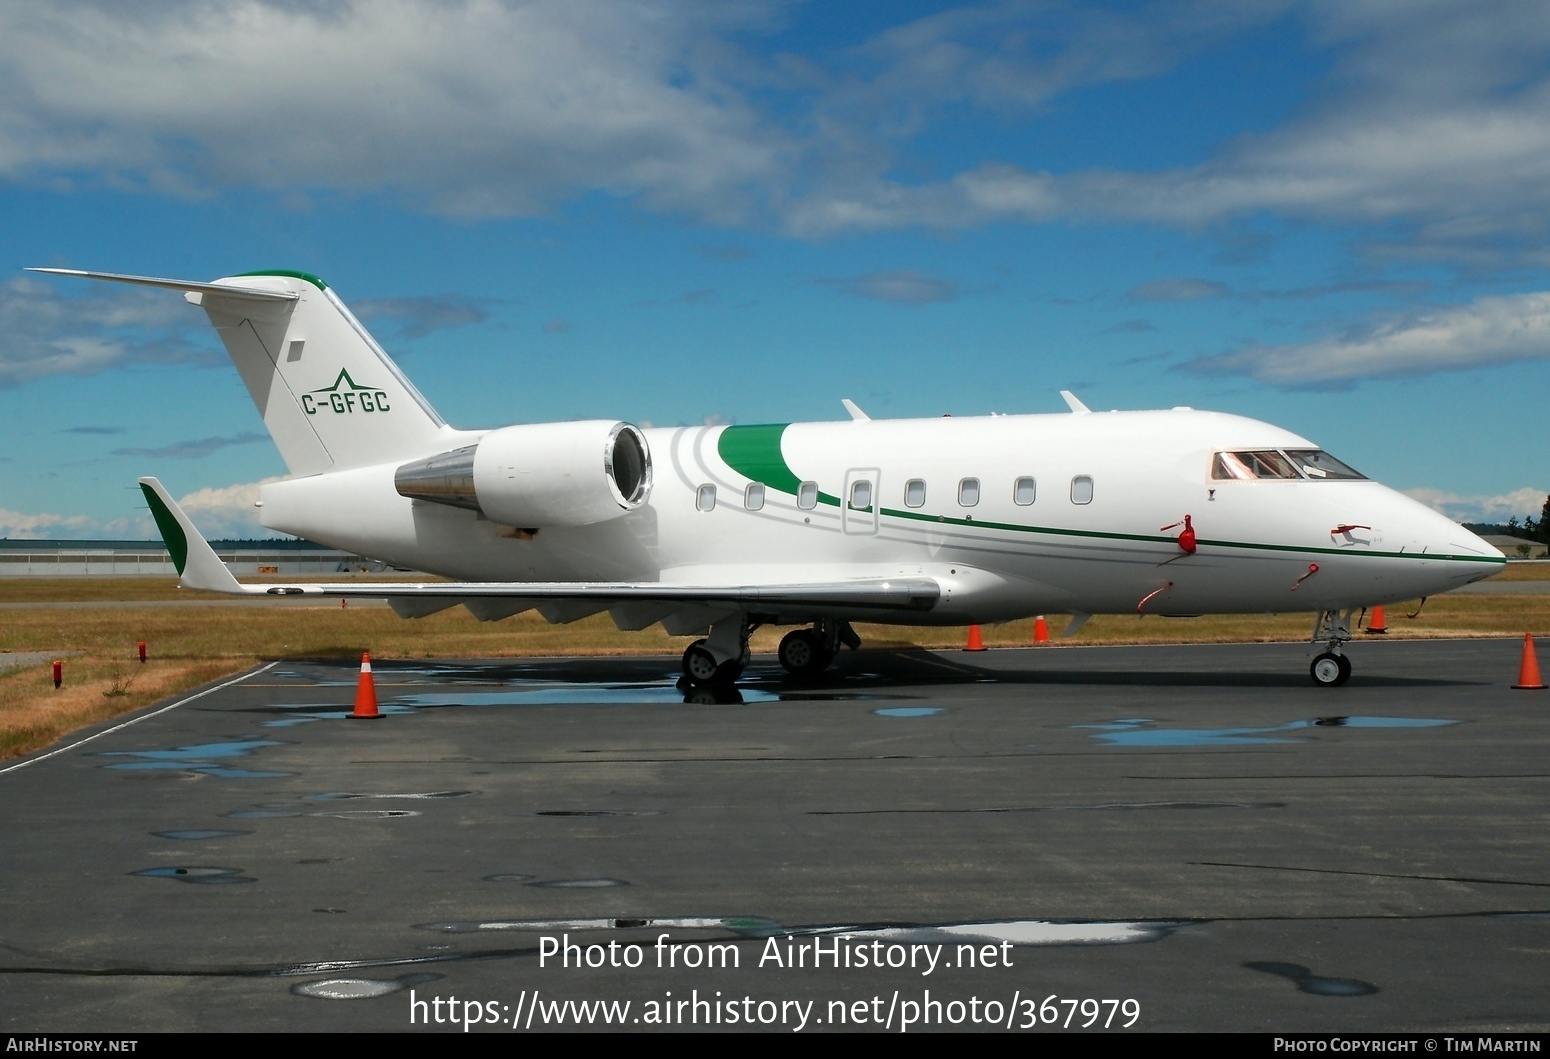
top-left (2, 0), bottom-right (1547, 538)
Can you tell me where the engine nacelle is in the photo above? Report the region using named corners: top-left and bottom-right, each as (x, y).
top-left (394, 420), bottom-right (652, 527)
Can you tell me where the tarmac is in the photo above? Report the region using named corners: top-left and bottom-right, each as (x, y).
top-left (1, 638), bottom-right (1546, 1034)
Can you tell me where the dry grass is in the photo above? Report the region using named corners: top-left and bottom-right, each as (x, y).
top-left (2, 576), bottom-right (1546, 762)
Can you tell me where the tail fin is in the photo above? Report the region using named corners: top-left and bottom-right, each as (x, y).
top-left (31, 268), bottom-right (450, 476)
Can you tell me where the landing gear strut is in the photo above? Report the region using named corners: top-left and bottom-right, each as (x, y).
top-left (1309, 608), bottom-right (1357, 687)
top-left (777, 620), bottom-right (860, 678)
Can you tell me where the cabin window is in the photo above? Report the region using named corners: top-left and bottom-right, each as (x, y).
top-left (904, 479), bottom-right (926, 508)
top-left (958, 478), bottom-right (980, 507)
top-left (744, 483), bottom-right (765, 510)
top-left (696, 484), bottom-right (716, 511)
top-left (1070, 475), bottom-right (1093, 504)
top-left (849, 480), bottom-right (872, 511)
top-left (1013, 476), bottom-right (1036, 505)
top-left (1283, 449), bottom-right (1366, 480)
top-left (797, 481), bottom-right (818, 510)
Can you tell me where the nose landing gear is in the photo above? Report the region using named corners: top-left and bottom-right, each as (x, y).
top-left (1309, 609), bottom-right (1358, 687)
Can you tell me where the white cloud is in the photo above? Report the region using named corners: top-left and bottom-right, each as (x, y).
top-left (177, 477), bottom-right (287, 539)
top-left (0, 507), bottom-right (94, 538)
top-left (4, 0), bottom-right (1550, 264)
top-left (0, 275), bottom-right (212, 386)
top-left (0, 0), bottom-right (788, 223)
top-left (1188, 290), bottom-right (1550, 386)
top-left (0, 476), bottom-right (286, 540)
top-left (777, 2), bottom-right (1550, 258)
top-left (1406, 486), bottom-right (1548, 524)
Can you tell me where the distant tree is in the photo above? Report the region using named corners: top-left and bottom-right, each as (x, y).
top-left (1518, 543), bottom-right (1533, 558)
top-left (1540, 495), bottom-right (1550, 545)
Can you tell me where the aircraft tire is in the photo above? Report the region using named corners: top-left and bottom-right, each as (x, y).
top-left (1310, 652), bottom-right (1352, 687)
top-left (778, 629), bottom-right (834, 676)
top-left (682, 640), bottom-right (743, 687)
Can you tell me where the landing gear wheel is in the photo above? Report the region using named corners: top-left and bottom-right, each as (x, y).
top-left (1310, 652), bottom-right (1352, 687)
top-left (778, 629), bottom-right (835, 677)
top-left (682, 639), bottom-right (744, 687)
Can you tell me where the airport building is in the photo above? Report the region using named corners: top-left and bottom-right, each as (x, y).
top-left (0, 539), bottom-right (383, 577)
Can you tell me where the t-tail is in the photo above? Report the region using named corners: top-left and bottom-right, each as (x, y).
top-left (28, 268), bottom-right (454, 475)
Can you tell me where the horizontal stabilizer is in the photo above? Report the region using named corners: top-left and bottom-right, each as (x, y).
top-left (27, 267), bottom-right (298, 303)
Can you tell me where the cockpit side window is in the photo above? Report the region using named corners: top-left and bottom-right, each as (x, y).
top-left (1211, 450), bottom-right (1303, 480)
top-left (1283, 449), bottom-right (1366, 480)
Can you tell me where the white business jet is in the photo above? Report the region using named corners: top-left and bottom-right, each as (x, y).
top-left (33, 268), bottom-right (1504, 688)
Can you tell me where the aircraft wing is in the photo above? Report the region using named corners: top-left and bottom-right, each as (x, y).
top-left (138, 478), bottom-right (940, 618)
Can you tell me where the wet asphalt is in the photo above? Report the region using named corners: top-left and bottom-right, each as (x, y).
top-left (1, 638), bottom-right (1546, 1033)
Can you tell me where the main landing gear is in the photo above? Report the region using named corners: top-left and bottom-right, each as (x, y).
top-left (1309, 608), bottom-right (1357, 687)
top-left (681, 615), bottom-right (753, 687)
top-left (777, 620), bottom-right (860, 679)
top-left (679, 617), bottom-right (862, 687)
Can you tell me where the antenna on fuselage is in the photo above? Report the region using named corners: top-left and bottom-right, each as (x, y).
top-left (1060, 390), bottom-right (1092, 414)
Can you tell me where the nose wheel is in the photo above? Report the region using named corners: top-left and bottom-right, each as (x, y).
top-left (1308, 608), bottom-right (1359, 687)
top-left (1310, 651), bottom-right (1352, 687)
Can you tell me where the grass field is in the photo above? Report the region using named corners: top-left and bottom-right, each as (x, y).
top-left (3, 566), bottom-right (1546, 762)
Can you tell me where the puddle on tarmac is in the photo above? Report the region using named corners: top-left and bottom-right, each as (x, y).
top-left (223, 805), bottom-right (421, 821)
top-left (133, 866), bottom-right (255, 885)
top-left (803, 921), bottom-right (1176, 946)
top-left (306, 791), bottom-right (478, 801)
top-left (535, 809), bottom-right (662, 818)
top-left (1074, 716), bottom-right (1458, 748)
top-left (873, 707), bottom-right (945, 717)
top-left (418, 916), bottom-right (780, 934)
top-left (1245, 961), bottom-right (1378, 997)
top-left (256, 671), bottom-right (884, 722)
top-left (99, 739), bottom-right (291, 778)
top-left (526, 878), bottom-right (630, 889)
top-left (483, 873), bottom-right (537, 882)
top-left (152, 829), bottom-right (251, 841)
top-left (292, 972), bottom-right (442, 1000)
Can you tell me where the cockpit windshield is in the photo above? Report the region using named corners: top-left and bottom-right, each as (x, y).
top-left (1282, 449), bottom-right (1365, 479)
top-left (1211, 449), bottom-right (1366, 481)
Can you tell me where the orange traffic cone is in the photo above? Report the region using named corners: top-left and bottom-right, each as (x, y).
top-left (1033, 615), bottom-right (1050, 644)
top-left (350, 652), bottom-right (383, 718)
top-left (1513, 634), bottom-right (1546, 690)
top-left (1366, 606), bottom-right (1388, 634)
top-left (964, 625), bottom-right (986, 652)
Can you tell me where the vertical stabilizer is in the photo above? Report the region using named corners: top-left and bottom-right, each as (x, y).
top-left (192, 271), bottom-right (448, 475)
top-left (27, 267), bottom-right (451, 476)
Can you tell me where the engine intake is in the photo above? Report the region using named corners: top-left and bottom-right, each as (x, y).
top-left (394, 420), bottom-right (652, 527)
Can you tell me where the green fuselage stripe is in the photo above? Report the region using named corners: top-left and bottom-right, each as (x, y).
top-left (712, 424), bottom-right (1504, 568)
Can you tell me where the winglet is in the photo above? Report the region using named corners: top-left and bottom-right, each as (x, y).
top-left (137, 478), bottom-right (248, 594)
top-left (841, 398), bottom-right (870, 422)
top-left (1060, 390), bottom-right (1091, 415)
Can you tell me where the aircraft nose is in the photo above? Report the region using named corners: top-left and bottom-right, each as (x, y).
top-left (1421, 510), bottom-right (1505, 585)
